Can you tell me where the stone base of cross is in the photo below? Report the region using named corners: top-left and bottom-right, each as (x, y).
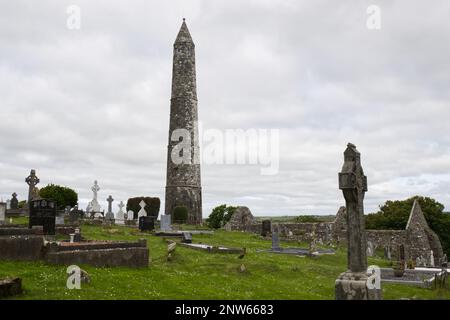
top-left (335, 271), bottom-right (382, 300)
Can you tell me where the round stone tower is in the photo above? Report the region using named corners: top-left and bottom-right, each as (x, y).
top-left (164, 19), bottom-right (202, 224)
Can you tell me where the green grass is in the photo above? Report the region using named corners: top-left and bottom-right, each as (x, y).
top-left (0, 220), bottom-right (449, 300)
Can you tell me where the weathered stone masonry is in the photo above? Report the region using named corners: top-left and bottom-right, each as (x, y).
top-left (242, 203), bottom-right (443, 265)
top-left (165, 20), bottom-right (202, 225)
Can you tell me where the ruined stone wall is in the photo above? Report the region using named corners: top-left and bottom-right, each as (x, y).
top-left (240, 202), bottom-right (443, 265)
top-left (276, 222), bottom-right (335, 245)
top-left (365, 230), bottom-right (407, 259)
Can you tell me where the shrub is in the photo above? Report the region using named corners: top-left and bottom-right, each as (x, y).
top-left (39, 184), bottom-right (78, 209)
top-left (173, 206), bottom-right (188, 224)
top-left (126, 197), bottom-right (160, 220)
top-left (206, 205), bottom-right (237, 229)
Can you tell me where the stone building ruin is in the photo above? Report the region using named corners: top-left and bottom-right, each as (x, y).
top-left (236, 201), bottom-right (443, 266)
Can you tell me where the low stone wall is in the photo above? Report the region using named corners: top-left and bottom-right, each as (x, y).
top-left (44, 239), bottom-right (149, 268)
top-left (0, 226), bottom-right (150, 268)
top-left (0, 227), bottom-right (42, 236)
top-left (0, 224), bottom-right (76, 236)
top-left (0, 235), bottom-right (45, 261)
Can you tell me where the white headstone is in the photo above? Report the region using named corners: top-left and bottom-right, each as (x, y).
top-left (138, 200), bottom-right (147, 219)
top-left (55, 215), bottom-right (65, 225)
top-left (160, 214), bottom-right (172, 231)
top-left (0, 202), bottom-right (6, 222)
top-left (127, 210), bottom-right (134, 221)
top-left (430, 250), bottom-right (435, 267)
top-left (86, 180), bottom-right (102, 215)
top-left (366, 241), bottom-right (374, 257)
top-left (6, 200), bottom-right (11, 210)
top-left (116, 201), bottom-right (125, 225)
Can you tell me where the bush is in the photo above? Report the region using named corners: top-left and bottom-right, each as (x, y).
top-left (39, 184), bottom-right (78, 209)
top-left (173, 206), bottom-right (188, 224)
top-left (126, 197), bottom-right (160, 220)
top-left (206, 205), bottom-right (237, 229)
top-left (366, 195), bottom-right (450, 257)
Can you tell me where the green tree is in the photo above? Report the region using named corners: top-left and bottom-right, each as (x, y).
top-left (39, 184), bottom-right (78, 209)
top-left (173, 206), bottom-right (188, 223)
top-left (206, 205), bottom-right (237, 229)
top-left (366, 196), bottom-right (450, 257)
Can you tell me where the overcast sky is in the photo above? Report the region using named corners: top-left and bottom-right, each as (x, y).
top-left (1, 1), bottom-right (449, 217)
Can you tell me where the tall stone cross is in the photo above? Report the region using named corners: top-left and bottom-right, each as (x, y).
top-left (106, 195), bottom-right (114, 213)
top-left (335, 143), bottom-right (380, 300)
top-left (25, 169), bottom-right (39, 206)
top-left (338, 143), bottom-right (367, 273)
top-left (92, 181), bottom-right (100, 201)
top-left (105, 195), bottom-right (114, 220)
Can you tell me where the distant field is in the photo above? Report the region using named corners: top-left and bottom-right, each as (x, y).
top-left (254, 215), bottom-right (336, 223)
top-left (0, 217), bottom-right (449, 300)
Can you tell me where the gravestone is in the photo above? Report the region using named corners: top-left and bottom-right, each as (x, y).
top-left (160, 214), bottom-right (172, 231)
top-left (308, 225), bottom-right (318, 255)
top-left (139, 216), bottom-right (155, 232)
top-left (105, 195), bottom-right (115, 221)
top-left (182, 232), bottom-right (192, 243)
top-left (64, 206), bottom-right (71, 215)
top-left (25, 169), bottom-right (40, 210)
top-left (440, 254), bottom-right (448, 269)
top-left (335, 143), bottom-right (381, 300)
top-left (261, 220), bottom-right (271, 237)
top-left (69, 205), bottom-right (81, 224)
top-left (86, 181), bottom-right (102, 216)
top-left (74, 228), bottom-right (82, 242)
top-left (137, 200), bottom-right (147, 219)
top-left (367, 241), bottom-right (374, 257)
top-left (116, 201), bottom-right (125, 225)
top-left (127, 210), bottom-right (134, 221)
top-left (6, 200), bottom-right (10, 210)
top-left (29, 199), bottom-right (56, 235)
top-left (272, 226), bottom-right (281, 251)
top-left (55, 214), bottom-right (65, 225)
top-left (430, 250), bottom-right (435, 267)
top-left (0, 202), bottom-right (6, 222)
top-left (10, 193), bottom-right (18, 210)
top-left (384, 246), bottom-right (392, 260)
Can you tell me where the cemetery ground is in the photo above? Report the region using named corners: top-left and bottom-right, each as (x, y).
top-left (1, 217), bottom-right (449, 300)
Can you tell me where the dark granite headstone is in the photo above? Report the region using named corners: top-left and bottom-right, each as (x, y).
top-left (182, 232), bottom-right (192, 243)
top-left (139, 216), bottom-right (155, 232)
top-left (10, 193), bottom-right (18, 210)
top-left (29, 199), bottom-right (56, 235)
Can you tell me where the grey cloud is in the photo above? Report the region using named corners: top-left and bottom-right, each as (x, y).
top-left (1, 1), bottom-right (449, 216)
